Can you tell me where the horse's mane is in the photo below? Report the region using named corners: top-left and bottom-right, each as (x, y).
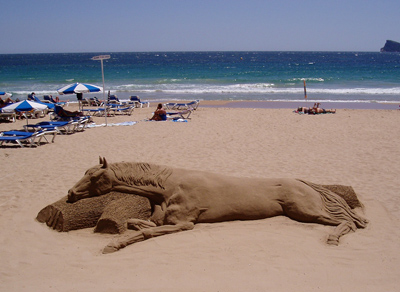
top-left (109, 162), bottom-right (172, 189)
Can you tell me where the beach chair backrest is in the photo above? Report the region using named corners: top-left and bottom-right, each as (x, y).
top-left (54, 105), bottom-right (65, 117)
top-left (109, 95), bottom-right (119, 102)
top-left (33, 96), bottom-right (42, 103)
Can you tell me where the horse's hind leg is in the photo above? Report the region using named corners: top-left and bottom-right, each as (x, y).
top-left (288, 204), bottom-right (356, 245)
top-left (282, 187), bottom-right (354, 244)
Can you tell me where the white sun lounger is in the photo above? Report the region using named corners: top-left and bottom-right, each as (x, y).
top-left (164, 100), bottom-right (199, 111)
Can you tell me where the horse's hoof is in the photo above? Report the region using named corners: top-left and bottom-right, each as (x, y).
top-left (327, 235), bottom-right (339, 246)
top-left (102, 244), bottom-right (119, 254)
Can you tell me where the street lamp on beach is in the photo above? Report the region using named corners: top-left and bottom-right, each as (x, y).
top-left (92, 55), bottom-right (110, 125)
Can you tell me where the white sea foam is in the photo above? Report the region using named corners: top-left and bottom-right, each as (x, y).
top-left (113, 83), bottom-right (400, 96)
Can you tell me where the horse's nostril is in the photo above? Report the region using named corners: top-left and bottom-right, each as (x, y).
top-left (67, 190), bottom-right (76, 203)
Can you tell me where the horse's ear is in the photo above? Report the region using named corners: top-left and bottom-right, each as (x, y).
top-left (101, 157), bottom-right (108, 169)
top-left (99, 156), bottom-right (103, 165)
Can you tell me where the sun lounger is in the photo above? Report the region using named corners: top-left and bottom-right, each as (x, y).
top-left (0, 131), bottom-right (37, 147)
top-left (74, 116), bottom-right (90, 132)
top-left (104, 103), bottom-right (134, 116)
top-left (52, 105), bottom-right (87, 120)
top-left (81, 98), bottom-right (90, 107)
top-left (0, 111), bottom-right (16, 122)
top-left (128, 96), bottom-right (150, 108)
top-left (43, 96), bottom-right (68, 107)
top-left (28, 95), bottom-right (55, 111)
top-left (164, 100), bottom-right (199, 111)
top-left (24, 121), bottom-right (76, 135)
top-left (82, 107), bottom-right (110, 117)
top-left (108, 95), bottom-right (120, 105)
top-left (167, 109), bottom-right (193, 120)
top-left (89, 97), bottom-right (102, 106)
top-left (0, 129), bottom-right (57, 147)
top-left (51, 107), bottom-right (91, 132)
top-left (113, 105), bottom-right (135, 116)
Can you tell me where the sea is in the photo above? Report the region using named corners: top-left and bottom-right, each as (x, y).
top-left (1, 51), bottom-right (400, 107)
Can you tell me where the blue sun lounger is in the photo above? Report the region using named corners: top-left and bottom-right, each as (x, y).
top-left (24, 121), bottom-right (76, 135)
top-left (0, 129), bottom-right (57, 147)
top-left (128, 96), bottom-right (150, 108)
top-left (29, 95), bottom-right (55, 110)
top-left (82, 107), bottom-right (109, 117)
top-left (108, 95), bottom-right (120, 104)
top-left (113, 105), bottom-right (135, 116)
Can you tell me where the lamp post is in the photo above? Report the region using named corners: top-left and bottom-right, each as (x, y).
top-left (92, 55), bottom-right (110, 125)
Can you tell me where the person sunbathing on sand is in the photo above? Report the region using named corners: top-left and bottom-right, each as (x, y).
top-left (311, 103), bottom-right (336, 114)
top-left (296, 106), bottom-right (311, 114)
top-left (296, 104), bottom-right (336, 114)
top-left (150, 103), bottom-right (167, 121)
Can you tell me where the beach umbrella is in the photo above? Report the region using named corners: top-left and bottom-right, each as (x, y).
top-left (57, 82), bottom-right (102, 95)
top-left (0, 92), bottom-right (12, 99)
top-left (1, 100), bottom-right (48, 124)
top-left (57, 82), bottom-right (102, 110)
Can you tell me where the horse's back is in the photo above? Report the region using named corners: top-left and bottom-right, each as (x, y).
top-left (166, 172), bottom-right (303, 223)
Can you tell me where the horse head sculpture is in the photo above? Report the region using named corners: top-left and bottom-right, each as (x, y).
top-left (68, 157), bottom-right (115, 203)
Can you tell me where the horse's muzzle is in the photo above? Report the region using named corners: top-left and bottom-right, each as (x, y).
top-left (67, 189), bottom-right (78, 203)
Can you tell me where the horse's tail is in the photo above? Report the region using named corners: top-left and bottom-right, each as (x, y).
top-left (298, 180), bottom-right (368, 230)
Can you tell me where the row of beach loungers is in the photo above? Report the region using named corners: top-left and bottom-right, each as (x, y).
top-left (80, 96), bottom-right (147, 117)
top-left (81, 95), bottom-right (150, 109)
top-left (80, 97), bottom-right (199, 120)
top-left (0, 116), bottom-right (90, 148)
top-left (0, 95), bottom-right (89, 147)
top-left (0, 96), bottom-right (200, 147)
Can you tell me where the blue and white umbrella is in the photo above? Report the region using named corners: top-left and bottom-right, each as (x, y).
top-left (1, 100), bottom-right (48, 124)
top-left (2, 100), bottom-right (47, 113)
top-left (57, 83), bottom-right (102, 110)
top-left (57, 83), bottom-right (102, 95)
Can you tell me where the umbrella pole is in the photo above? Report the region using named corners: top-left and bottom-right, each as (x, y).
top-left (100, 59), bottom-right (107, 126)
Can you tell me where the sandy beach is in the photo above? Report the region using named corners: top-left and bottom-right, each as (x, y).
top-left (1, 102), bottom-right (399, 292)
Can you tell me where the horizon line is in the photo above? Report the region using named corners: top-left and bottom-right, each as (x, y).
top-left (0, 49), bottom-right (385, 55)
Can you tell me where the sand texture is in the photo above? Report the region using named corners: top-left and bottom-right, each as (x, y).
top-left (1, 103), bottom-right (399, 292)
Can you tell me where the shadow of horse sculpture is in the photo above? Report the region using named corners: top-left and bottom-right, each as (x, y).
top-left (67, 157), bottom-right (368, 253)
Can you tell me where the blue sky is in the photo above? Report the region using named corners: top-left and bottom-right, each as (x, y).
top-left (1, 0), bottom-right (399, 54)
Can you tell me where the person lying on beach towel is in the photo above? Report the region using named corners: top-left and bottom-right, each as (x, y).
top-left (311, 107), bottom-right (336, 114)
top-left (311, 103), bottom-right (336, 114)
top-left (295, 103), bottom-right (336, 114)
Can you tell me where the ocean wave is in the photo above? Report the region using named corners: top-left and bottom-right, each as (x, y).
top-left (112, 83), bottom-right (400, 96)
top-left (289, 77), bottom-right (325, 82)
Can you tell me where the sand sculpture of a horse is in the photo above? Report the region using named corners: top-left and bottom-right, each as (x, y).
top-left (68, 157), bottom-right (368, 253)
